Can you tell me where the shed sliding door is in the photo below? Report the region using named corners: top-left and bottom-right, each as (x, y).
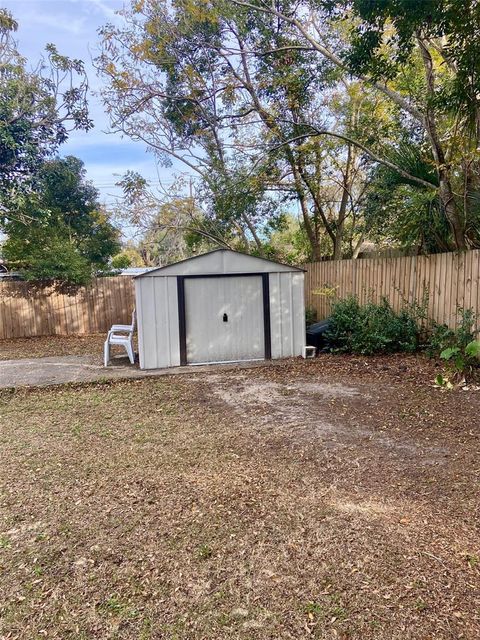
top-left (184, 276), bottom-right (264, 364)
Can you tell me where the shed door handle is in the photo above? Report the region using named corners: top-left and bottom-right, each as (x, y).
top-left (223, 313), bottom-right (228, 322)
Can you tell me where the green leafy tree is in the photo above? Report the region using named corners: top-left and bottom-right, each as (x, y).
top-left (97, 0), bottom-right (388, 260)
top-left (229, 0), bottom-right (480, 250)
top-left (362, 142), bottom-right (450, 253)
top-left (262, 213), bottom-right (316, 264)
top-left (111, 247), bottom-right (144, 269)
top-left (0, 10), bottom-right (92, 221)
top-left (2, 157), bottom-right (120, 285)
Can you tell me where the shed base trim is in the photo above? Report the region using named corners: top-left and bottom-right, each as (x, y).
top-left (188, 357), bottom-right (264, 366)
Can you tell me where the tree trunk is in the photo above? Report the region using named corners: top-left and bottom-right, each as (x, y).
top-left (417, 36), bottom-right (467, 251)
top-left (295, 156), bottom-right (337, 255)
top-left (439, 174), bottom-right (467, 250)
top-left (333, 144), bottom-right (353, 260)
top-left (241, 212), bottom-right (265, 255)
top-left (352, 233), bottom-right (364, 259)
top-left (291, 164), bottom-right (322, 260)
top-left (333, 233), bottom-right (343, 261)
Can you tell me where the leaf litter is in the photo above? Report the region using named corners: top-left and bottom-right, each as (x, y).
top-left (0, 351), bottom-right (479, 638)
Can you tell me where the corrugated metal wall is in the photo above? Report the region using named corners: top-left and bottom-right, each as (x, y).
top-left (135, 276), bottom-right (180, 369)
top-left (135, 265), bottom-right (305, 370)
top-left (269, 272), bottom-right (305, 359)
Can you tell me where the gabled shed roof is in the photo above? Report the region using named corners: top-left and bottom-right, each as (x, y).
top-left (134, 248), bottom-right (305, 278)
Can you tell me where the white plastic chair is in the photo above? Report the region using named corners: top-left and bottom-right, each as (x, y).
top-left (104, 309), bottom-right (136, 367)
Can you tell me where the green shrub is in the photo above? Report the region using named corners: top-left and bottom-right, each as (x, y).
top-left (425, 308), bottom-right (478, 358)
top-left (324, 296), bottom-right (363, 352)
top-left (305, 305), bottom-right (318, 327)
top-left (111, 253), bottom-right (133, 269)
top-left (425, 323), bottom-right (455, 358)
top-left (325, 296), bottom-right (419, 355)
top-left (428, 308), bottom-right (480, 385)
top-left (436, 340), bottom-right (480, 386)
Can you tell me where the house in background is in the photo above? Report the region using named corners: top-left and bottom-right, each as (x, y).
top-left (0, 259), bottom-right (22, 281)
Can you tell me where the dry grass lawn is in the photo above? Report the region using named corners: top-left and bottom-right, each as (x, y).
top-left (0, 355), bottom-right (479, 639)
top-left (0, 334), bottom-right (107, 361)
top-left (0, 334), bottom-right (138, 366)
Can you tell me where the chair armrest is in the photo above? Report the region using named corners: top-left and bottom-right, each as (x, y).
top-left (111, 324), bottom-right (133, 332)
top-left (108, 329), bottom-right (134, 340)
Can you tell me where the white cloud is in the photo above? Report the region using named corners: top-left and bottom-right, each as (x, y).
top-left (87, 0), bottom-right (121, 21)
top-left (64, 130), bottom-right (127, 150)
top-left (23, 11), bottom-right (88, 36)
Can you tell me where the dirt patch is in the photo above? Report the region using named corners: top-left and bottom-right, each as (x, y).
top-left (0, 354), bottom-right (479, 639)
top-left (213, 377), bottom-right (360, 428)
top-left (214, 377), bottom-right (360, 407)
top-left (209, 371), bottom-right (446, 465)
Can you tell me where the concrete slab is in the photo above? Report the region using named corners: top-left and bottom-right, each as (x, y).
top-left (0, 354), bottom-right (279, 389)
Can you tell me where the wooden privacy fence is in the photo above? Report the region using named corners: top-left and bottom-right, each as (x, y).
top-left (304, 250), bottom-right (480, 330)
top-left (2, 251), bottom-right (480, 339)
top-left (0, 276), bottom-right (135, 339)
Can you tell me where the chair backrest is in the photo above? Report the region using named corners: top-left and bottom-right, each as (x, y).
top-left (131, 308), bottom-right (136, 332)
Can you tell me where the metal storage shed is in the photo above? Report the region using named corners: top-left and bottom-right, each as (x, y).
top-left (134, 249), bottom-right (305, 370)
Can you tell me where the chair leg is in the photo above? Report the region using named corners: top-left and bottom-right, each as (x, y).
top-left (104, 341), bottom-right (110, 367)
top-left (125, 340), bottom-right (135, 365)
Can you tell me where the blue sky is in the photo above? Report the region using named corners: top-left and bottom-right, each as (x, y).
top-left (3, 0), bottom-right (177, 213)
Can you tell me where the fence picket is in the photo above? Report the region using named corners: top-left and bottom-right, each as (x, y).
top-left (0, 276), bottom-right (136, 339)
top-left (304, 250), bottom-right (480, 330)
top-left (2, 254), bottom-right (480, 339)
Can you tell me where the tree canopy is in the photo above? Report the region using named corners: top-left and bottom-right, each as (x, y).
top-left (96, 0), bottom-right (480, 261)
top-left (4, 1), bottom-right (479, 274)
top-left (2, 156), bottom-right (120, 285)
top-left (0, 10), bottom-right (122, 285)
top-left (0, 10), bottom-right (92, 219)
top-left (97, 0), bottom-right (384, 261)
